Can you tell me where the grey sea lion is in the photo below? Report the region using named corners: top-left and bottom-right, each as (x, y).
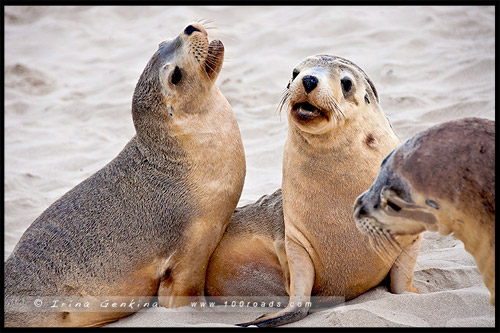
top-left (4, 22), bottom-right (246, 327)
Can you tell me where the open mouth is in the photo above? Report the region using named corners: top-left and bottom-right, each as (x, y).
top-left (292, 102), bottom-right (327, 121)
top-left (205, 40), bottom-right (224, 78)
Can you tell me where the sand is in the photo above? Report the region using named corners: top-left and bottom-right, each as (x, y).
top-left (4, 5), bottom-right (495, 327)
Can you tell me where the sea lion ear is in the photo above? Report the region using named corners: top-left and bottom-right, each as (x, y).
top-left (364, 92), bottom-right (370, 104)
top-left (365, 76), bottom-right (378, 103)
top-left (158, 38), bottom-right (174, 48)
top-left (425, 199), bottom-right (439, 210)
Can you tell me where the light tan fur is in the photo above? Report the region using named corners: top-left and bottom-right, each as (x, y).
top-left (209, 55), bottom-right (423, 327)
top-left (158, 48), bottom-right (246, 306)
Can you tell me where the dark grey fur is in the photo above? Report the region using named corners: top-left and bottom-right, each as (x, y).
top-left (4, 37), bottom-right (198, 326)
top-left (225, 189), bottom-right (284, 240)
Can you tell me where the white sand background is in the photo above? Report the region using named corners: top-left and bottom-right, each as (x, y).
top-left (4, 5), bottom-right (495, 327)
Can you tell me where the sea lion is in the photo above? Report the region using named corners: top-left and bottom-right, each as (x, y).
top-left (206, 189), bottom-right (288, 300)
top-left (353, 117), bottom-right (495, 306)
top-left (206, 55), bottom-right (423, 327)
top-left (4, 22), bottom-right (246, 327)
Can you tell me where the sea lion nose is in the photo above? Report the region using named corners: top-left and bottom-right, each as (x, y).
top-left (184, 25), bottom-right (201, 35)
top-left (302, 75), bottom-right (318, 93)
top-left (357, 206), bottom-right (367, 217)
top-left (353, 196), bottom-right (364, 213)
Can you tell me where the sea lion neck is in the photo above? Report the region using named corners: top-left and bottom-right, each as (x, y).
top-left (133, 134), bottom-right (187, 173)
top-left (288, 119), bottom-right (357, 156)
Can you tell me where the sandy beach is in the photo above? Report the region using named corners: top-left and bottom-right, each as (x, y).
top-left (4, 6), bottom-right (495, 327)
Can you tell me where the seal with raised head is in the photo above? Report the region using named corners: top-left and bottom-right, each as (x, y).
top-left (206, 55), bottom-right (423, 327)
top-left (4, 22), bottom-right (246, 327)
top-left (353, 117), bottom-right (495, 306)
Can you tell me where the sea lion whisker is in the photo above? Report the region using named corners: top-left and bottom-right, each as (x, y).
top-left (204, 55), bottom-right (223, 68)
top-left (278, 90), bottom-right (290, 114)
top-left (367, 231), bottom-right (388, 258)
top-left (366, 227), bottom-right (396, 263)
top-left (207, 31), bottom-right (235, 43)
top-left (190, 54), bottom-right (216, 83)
top-left (380, 231), bottom-right (426, 273)
top-left (329, 97), bottom-right (345, 119)
top-left (372, 241), bottom-right (394, 265)
top-left (371, 231), bottom-right (397, 263)
top-left (380, 230), bottom-right (401, 255)
top-left (202, 62), bottom-right (218, 82)
top-left (196, 18), bottom-right (215, 26)
top-left (322, 98), bottom-right (341, 125)
top-left (369, 230), bottom-right (416, 283)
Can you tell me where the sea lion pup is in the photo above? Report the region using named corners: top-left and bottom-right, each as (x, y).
top-left (354, 117), bottom-right (495, 306)
top-left (4, 22), bottom-right (246, 327)
top-left (206, 55), bottom-right (423, 327)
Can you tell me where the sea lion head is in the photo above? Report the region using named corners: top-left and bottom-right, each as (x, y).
top-left (132, 22), bottom-right (225, 146)
top-left (353, 147), bottom-right (440, 238)
top-left (281, 55), bottom-right (382, 135)
top-left (354, 117), bottom-right (495, 242)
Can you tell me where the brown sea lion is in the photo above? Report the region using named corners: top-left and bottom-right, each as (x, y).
top-left (354, 117), bottom-right (495, 306)
top-left (206, 55), bottom-right (423, 327)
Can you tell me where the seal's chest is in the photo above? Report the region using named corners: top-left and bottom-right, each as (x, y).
top-left (175, 110), bottom-right (244, 191)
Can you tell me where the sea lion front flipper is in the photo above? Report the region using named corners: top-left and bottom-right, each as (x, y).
top-left (236, 305), bottom-right (309, 328)
top-left (389, 232), bottom-right (423, 294)
top-left (236, 237), bottom-right (314, 327)
top-left (157, 217), bottom-right (229, 307)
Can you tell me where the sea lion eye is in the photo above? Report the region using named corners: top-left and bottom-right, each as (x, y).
top-left (171, 66), bottom-right (182, 85)
top-left (292, 69), bottom-right (300, 81)
top-left (386, 200), bottom-right (401, 212)
top-left (341, 77), bottom-right (352, 93)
